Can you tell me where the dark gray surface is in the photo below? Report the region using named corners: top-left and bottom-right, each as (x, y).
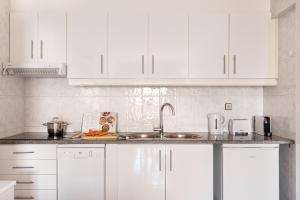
top-left (0, 132), bottom-right (294, 144)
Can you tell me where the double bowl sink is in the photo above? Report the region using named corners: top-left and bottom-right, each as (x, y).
top-left (123, 132), bottom-right (202, 140)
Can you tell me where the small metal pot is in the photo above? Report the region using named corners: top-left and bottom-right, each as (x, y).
top-left (43, 117), bottom-right (69, 137)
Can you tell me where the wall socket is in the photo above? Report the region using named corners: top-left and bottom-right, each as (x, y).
top-left (225, 103), bottom-right (232, 110)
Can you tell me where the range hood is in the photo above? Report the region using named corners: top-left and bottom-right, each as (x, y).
top-left (5, 63), bottom-right (67, 78)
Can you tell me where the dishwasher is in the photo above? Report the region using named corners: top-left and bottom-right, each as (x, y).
top-left (58, 145), bottom-right (105, 200)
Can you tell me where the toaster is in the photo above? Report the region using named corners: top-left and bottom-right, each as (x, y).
top-left (228, 119), bottom-right (250, 136)
top-left (253, 116), bottom-right (272, 137)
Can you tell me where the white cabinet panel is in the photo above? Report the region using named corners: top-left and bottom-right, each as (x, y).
top-left (0, 145), bottom-right (56, 160)
top-left (108, 14), bottom-right (148, 78)
top-left (229, 13), bottom-right (272, 78)
top-left (106, 144), bottom-right (165, 200)
top-left (38, 13), bottom-right (66, 64)
top-left (189, 14), bottom-right (229, 78)
top-left (166, 145), bottom-right (213, 200)
top-left (0, 160), bottom-right (56, 175)
top-left (0, 175), bottom-right (56, 190)
top-left (15, 190), bottom-right (57, 200)
top-left (149, 14), bottom-right (188, 78)
top-left (223, 147), bottom-right (279, 200)
top-left (58, 148), bottom-right (104, 200)
top-left (67, 13), bottom-right (107, 78)
top-left (10, 12), bottom-right (38, 64)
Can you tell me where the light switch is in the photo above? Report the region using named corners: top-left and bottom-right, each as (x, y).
top-left (225, 103), bottom-right (232, 110)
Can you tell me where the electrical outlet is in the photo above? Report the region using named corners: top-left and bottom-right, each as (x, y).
top-left (225, 103), bottom-right (232, 110)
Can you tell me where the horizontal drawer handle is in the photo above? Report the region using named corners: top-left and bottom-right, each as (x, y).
top-left (15, 197), bottom-right (34, 200)
top-left (12, 166), bottom-right (34, 169)
top-left (13, 152), bottom-right (35, 154)
top-left (16, 181), bottom-right (35, 184)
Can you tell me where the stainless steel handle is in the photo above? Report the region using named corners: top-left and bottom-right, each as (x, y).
top-left (233, 55), bottom-right (237, 74)
top-left (13, 152), bottom-right (35, 154)
top-left (40, 40), bottom-right (43, 59)
top-left (16, 181), bottom-right (34, 184)
top-left (142, 55), bottom-right (145, 74)
top-left (152, 55), bottom-right (154, 74)
top-left (15, 197), bottom-right (35, 200)
top-left (30, 40), bottom-right (34, 59)
top-left (13, 166), bottom-right (34, 169)
top-left (159, 150), bottom-right (162, 171)
top-left (223, 55), bottom-right (226, 74)
top-left (101, 54), bottom-right (104, 74)
top-left (170, 150), bottom-right (173, 171)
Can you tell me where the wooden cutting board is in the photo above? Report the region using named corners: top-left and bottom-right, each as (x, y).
top-left (81, 134), bottom-right (118, 140)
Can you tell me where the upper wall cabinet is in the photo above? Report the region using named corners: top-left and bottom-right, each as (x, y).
top-left (10, 13), bottom-right (38, 64)
top-left (189, 14), bottom-right (229, 78)
top-left (10, 12), bottom-right (66, 65)
top-left (229, 13), bottom-right (274, 78)
top-left (108, 14), bottom-right (148, 78)
top-left (67, 13), bottom-right (108, 79)
top-left (149, 15), bottom-right (189, 78)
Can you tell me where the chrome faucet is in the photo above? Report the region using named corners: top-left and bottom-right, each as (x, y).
top-left (154, 103), bottom-right (175, 138)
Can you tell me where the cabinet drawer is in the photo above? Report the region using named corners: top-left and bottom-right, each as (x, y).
top-left (0, 175), bottom-right (56, 190)
top-left (0, 145), bottom-right (56, 160)
top-left (15, 190), bottom-right (57, 200)
top-left (0, 160), bottom-right (56, 175)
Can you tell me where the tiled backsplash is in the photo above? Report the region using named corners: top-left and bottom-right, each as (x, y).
top-left (0, 0), bottom-right (25, 138)
top-left (25, 78), bottom-right (263, 133)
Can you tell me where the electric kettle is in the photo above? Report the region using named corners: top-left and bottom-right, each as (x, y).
top-left (207, 113), bottom-right (225, 134)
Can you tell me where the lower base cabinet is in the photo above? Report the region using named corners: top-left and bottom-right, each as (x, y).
top-left (222, 144), bottom-right (279, 200)
top-left (106, 144), bottom-right (213, 200)
top-left (15, 190), bottom-right (57, 200)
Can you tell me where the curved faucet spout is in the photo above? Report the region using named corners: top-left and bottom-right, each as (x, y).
top-left (154, 103), bottom-right (176, 138)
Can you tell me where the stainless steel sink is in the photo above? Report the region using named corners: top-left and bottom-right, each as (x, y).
top-left (124, 132), bottom-right (161, 140)
top-left (163, 133), bottom-right (202, 139)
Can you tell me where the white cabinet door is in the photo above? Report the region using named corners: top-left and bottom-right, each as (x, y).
top-left (189, 14), bottom-right (229, 78)
top-left (166, 145), bottom-right (213, 200)
top-left (223, 147), bottom-right (279, 200)
top-left (108, 14), bottom-right (148, 78)
top-left (106, 144), bottom-right (165, 200)
top-left (229, 13), bottom-right (271, 78)
top-left (10, 12), bottom-right (38, 64)
top-left (38, 13), bottom-right (66, 64)
top-left (149, 14), bottom-right (188, 78)
top-left (67, 13), bottom-right (107, 78)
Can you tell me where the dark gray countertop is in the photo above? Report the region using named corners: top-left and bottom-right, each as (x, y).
top-left (0, 132), bottom-right (294, 145)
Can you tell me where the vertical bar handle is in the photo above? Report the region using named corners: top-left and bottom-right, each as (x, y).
top-left (170, 149), bottom-right (173, 171)
top-left (233, 55), bottom-right (237, 74)
top-left (152, 55), bottom-right (155, 74)
top-left (159, 150), bottom-right (162, 171)
top-left (40, 40), bottom-right (43, 59)
top-left (223, 55), bottom-right (226, 74)
top-left (30, 40), bottom-right (34, 59)
top-left (101, 54), bottom-right (104, 74)
top-left (141, 55), bottom-right (145, 74)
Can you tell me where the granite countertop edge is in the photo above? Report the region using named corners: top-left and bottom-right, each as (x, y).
top-left (0, 132), bottom-right (294, 145)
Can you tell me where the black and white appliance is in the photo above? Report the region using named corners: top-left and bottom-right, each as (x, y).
top-left (253, 116), bottom-right (272, 137)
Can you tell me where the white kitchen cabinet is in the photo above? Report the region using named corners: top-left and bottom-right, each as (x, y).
top-left (106, 144), bottom-right (165, 200)
top-left (106, 144), bottom-right (213, 200)
top-left (58, 146), bottom-right (105, 200)
top-left (38, 13), bottom-right (66, 64)
top-left (10, 12), bottom-right (38, 64)
top-left (166, 145), bottom-right (213, 200)
top-left (108, 14), bottom-right (148, 78)
top-left (222, 144), bottom-right (279, 200)
top-left (189, 14), bottom-right (229, 78)
top-left (229, 13), bottom-right (273, 78)
top-left (67, 13), bottom-right (107, 78)
top-left (149, 14), bottom-right (189, 78)
top-left (10, 12), bottom-right (66, 65)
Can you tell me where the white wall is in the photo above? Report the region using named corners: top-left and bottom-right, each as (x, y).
top-left (0, 0), bottom-right (24, 138)
top-left (24, 79), bottom-right (263, 133)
